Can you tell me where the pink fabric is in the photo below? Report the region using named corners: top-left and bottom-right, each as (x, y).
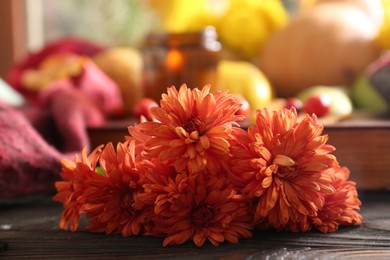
top-left (42, 80), bottom-right (105, 152)
top-left (0, 38), bottom-right (125, 199)
top-left (0, 101), bottom-right (62, 198)
top-left (73, 59), bottom-right (124, 117)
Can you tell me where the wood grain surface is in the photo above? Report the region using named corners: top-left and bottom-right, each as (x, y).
top-left (0, 192), bottom-right (389, 259)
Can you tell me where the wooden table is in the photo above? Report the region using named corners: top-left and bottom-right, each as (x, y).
top-left (0, 191), bottom-right (389, 259)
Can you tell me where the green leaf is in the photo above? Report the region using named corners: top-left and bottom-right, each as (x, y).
top-left (96, 166), bottom-right (106, 176)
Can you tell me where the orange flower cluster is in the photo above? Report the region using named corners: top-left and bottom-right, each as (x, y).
top-left (54, 84), bottom-right (362, 247)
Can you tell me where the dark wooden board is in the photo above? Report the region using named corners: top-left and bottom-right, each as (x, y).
top-left (1, 192), bottom-right (389, 259)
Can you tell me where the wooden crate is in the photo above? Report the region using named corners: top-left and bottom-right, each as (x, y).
top-left (324, 113), bottom-right (390, 190)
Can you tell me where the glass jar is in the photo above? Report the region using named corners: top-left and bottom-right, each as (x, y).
top-left (142, 26), bottom-right (221, 102)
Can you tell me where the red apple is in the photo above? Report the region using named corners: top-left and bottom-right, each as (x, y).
top-left (132, 98), bottom-right (158, 120)
top-left (303, 94), bottom-right (331, 117)
top-left (284, 97), bottom-right (303, 112)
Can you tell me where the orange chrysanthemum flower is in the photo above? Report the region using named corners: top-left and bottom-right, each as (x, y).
top-left (53, 141), bottom-right (152, 236)
top-left (128, 84), bottom-right (243, 173)
top-left (53, 145), bottom-right (103, 232)
top-left (136, 165), bottom-right (253, 247)
top-left (81, 141), bottom-right (150, 236)
top-left (312, 166), bottom-right (362, 232)
top-left (54, 84), bottom-right (363, 246)
top-left (229, 108), bottom-right (356, 232)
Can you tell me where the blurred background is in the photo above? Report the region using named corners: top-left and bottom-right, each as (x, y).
top-left (0, 0), bottom-right (299, 77)
top-left (1, 0), bottom-right (390, 117)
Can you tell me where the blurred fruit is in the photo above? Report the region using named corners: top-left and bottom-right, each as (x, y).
top-left (303, 94), bottom-right (331, 117)
top-left (133, 98), bottom-right (159, 121)
top-left (217, 0), bottom-right (288, 60)
top-left (93, 47), bottom-right (143, 116)
top-left (233, 94), bottom-right (251, 127)
top-left (297, 86), bottom-right (353, 116)
top-left (214, 60), bottom-right (273, 119)
top-left (352, 75), bottom-right (388, 112)
top-left (300, 0), bottom-right (317, 9)
top-left (259, 0), bottom-right (383, 97)
top-left (284, 97), bottom-right (303, 112)
top-left (351, 53), bottom-right (390, 112)
top-left (146, 0), bottom-right (221, 33)
top-left (147, 0), bottom-right (288, 60)
top-left (327, 0), bottom-right (386, 25)
top-left (377, 0), bottom-right (390, 49)
top-left (368, 55), bottom-right (390, 108)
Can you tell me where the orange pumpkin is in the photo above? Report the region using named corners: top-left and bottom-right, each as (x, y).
top-left (258, 0), bottom-right (383, 97)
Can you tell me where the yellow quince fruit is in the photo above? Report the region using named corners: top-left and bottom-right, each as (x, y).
top-left (217, 0), bottom-right (288, 60)
top-left (214, 60), bottom-right (274, 120)
top-left (147, 0), bottom-right (222, 32)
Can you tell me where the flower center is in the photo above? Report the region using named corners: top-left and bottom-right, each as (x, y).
top-left (120, 192), bottom-right (135, 215)
top-left (273, 154), bottom-right (298, 180)
top-left (183, 116), bottom-right (205, 135)
top-left (191, 205), bottom-right (214, 227)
